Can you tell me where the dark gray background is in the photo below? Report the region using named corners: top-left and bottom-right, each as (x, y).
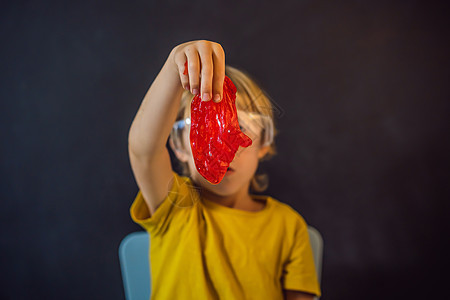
top-left (1, 0), bottom-right (449, 299)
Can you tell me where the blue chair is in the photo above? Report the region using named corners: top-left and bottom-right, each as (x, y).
top-left (119, 232), bottom-right (151, 300)
top-left (119, 227), bottom-right (323, 300)
top-left (307, 226), bottom-right (323, 300)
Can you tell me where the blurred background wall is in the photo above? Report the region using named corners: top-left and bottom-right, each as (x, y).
top-left (1, 0), bottom-right (449, 299)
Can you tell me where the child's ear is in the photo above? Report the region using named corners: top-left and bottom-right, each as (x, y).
top-left (257, 145), bottom-right (270, 159)
top-left (169, 136), bottom-right (190, 162)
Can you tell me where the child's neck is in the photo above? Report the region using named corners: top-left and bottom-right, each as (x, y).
top-left (200, 187), bottom-right (265, 212)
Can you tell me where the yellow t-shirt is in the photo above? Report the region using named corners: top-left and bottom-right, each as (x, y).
top-left (130, 171), bottom-right (321, 300)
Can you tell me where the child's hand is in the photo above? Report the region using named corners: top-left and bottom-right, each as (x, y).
top-left (169, 40), bottom-right (225, 102)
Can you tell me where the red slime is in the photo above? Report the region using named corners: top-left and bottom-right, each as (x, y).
top-left (188, 70), bottom-right (252, 184)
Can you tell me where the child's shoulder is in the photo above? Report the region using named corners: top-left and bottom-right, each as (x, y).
top-left (267, 196), bottom-right (309, 225)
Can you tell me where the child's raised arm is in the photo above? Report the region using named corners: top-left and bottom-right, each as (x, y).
top-left (128, 40), bottom-right (225, 215)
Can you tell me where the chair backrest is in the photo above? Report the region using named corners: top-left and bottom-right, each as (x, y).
top-left (119, 227), bottom-right (323, 300)
top-left (119, 232), bottom-right (151, 300)
top-left (307, 226), bottom-right (323, 300)
top-left (307, 226), bottom-right (323, 284)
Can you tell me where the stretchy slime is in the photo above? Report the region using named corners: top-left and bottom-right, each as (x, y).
top-left (187, 65), bottom-right (252, 184)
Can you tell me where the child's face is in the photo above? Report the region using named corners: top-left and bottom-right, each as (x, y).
top-left (179, 112), bottom-right (270, 196)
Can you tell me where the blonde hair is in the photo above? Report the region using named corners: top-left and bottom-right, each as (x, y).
top-left (171, 65), bottom-right (278, 192)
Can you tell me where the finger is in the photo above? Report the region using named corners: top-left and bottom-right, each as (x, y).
top-left (174, 52), bottom-right (190, 91)
top-left (211, 45), bottom-right (225, 102)
top-left (198, 46), bottom-right (213, 101)
top-left (185, 48), bottom-right (200, 95)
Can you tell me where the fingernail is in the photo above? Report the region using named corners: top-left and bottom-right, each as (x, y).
top-left (202, 93), bottom-right (210, 101)
top-left (192, 88), bottom-right (199, 95)
top-left (184, 84), bottom-right (190, 91)
top-left (213, 94), bottom-right (221, 102)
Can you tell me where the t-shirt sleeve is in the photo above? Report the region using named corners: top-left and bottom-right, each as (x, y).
top-left (281, 215), bottom-right (321, 297)
top-left (130, 171), bottom-right (197, 236)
